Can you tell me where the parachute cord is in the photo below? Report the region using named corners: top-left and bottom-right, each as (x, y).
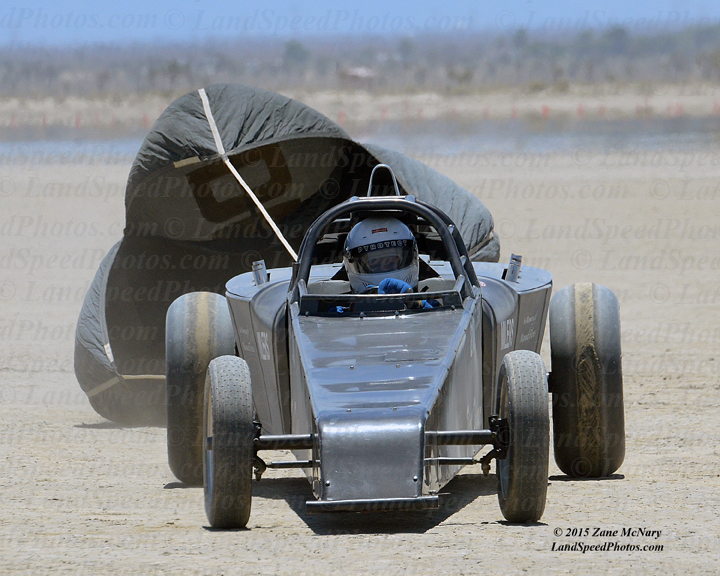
top-left (197, 88), bottom-right (298, 261)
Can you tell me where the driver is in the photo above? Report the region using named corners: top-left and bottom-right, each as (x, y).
top-left (344, 216), bottom-right (418, 294)
top-left (342, 217), bottom-right (436, 308)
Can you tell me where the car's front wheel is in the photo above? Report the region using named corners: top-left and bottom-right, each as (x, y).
top-left (496, 350), bottom-right (550, 523)
top-left (204, 355), bottom-right (255, 529)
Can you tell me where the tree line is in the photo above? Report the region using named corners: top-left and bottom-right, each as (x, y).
top-left (3, 24), bottom-right (720, 98)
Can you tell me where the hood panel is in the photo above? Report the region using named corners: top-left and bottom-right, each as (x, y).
top-left (295, 309), bottom-right (463, 414)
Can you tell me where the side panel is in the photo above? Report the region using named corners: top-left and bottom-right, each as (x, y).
top-left (226, 280), bottom-right (289, 435)
top-left (248, 282), bottom-right (290, 435)
top-left (288, 304), bottom-right (317, 490)
top-left (288, 308), bottom-right (314, 436)
top-left (272, 305), bottom-right (292, 433)
top-left (480, 278), bottom-right (520, 400)
top-left (475, 263), bottom-right (552, 421)
top-left (481, 298), bottom-right (497, 428)
top-left (424, 298), bottom-right (484, 493)
top-left (227, 294), bottom-right (272, 430)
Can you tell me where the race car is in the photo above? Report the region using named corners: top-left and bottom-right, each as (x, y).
top-left (164, 171), bottom-right (625, 529)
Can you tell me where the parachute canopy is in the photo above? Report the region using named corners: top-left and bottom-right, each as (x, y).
top-left (74, 84), bottom-right (499, 425)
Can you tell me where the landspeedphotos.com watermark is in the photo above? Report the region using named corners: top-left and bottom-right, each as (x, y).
top-left (550, 527), bottom-right (664, 553)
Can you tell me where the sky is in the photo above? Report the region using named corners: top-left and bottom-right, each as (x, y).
top-left (2, 0), bottom-right (720, 46)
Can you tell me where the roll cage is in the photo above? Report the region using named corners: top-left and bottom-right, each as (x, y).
top-left (288, 196), bottom-right (482, 314)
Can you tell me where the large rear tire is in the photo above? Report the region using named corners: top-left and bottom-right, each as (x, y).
top-left (165, 292), bottom-right (235, 486)
top-left (204, 356), bottom-right (254, 529)
top-left (496, 350), bottom-right (550, 523)
top-left (549, 282), bottom-right (625, 478)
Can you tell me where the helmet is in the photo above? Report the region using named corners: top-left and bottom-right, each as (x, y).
top-left (343, 217), bottom-right (419, 293)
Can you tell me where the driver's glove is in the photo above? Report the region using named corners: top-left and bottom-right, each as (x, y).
top-left (378, 278), bottom-right (412, 294)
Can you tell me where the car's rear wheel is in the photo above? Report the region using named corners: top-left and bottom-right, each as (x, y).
top-left (165, 292), bottom-right (235, 486)
top-left (496, 350), bottom-right (550, 523)
top-left (549, 282), bottom-right (625, 478)
top-left (204, 355), bottom-right (254, 529)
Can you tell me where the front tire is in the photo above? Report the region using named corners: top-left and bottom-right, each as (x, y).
top-left (165, 292), bottom-right (235, 486)
top-left (204, 356), bottom-right (254, 529)
top-left (549, 283), bottom-right (625, 478)
top-left (496, 351), bottom-right (550, 523)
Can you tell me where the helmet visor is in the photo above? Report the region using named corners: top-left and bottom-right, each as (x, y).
top-left (345, 239), bottom-right (417, 275)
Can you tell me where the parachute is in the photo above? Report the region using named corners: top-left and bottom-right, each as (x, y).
top-left (74, 84), bottom-right (499, 425)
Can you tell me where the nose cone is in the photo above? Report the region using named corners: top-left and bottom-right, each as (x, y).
top-left (317, 406), bottom-right (425, 501)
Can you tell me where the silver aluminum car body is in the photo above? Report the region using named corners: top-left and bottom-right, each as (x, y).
top-left (225, 197), bottom-right (551, 509)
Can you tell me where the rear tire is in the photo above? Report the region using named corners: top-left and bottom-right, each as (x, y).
top-left (496, 350), bottom-right (550, 523)
top-left (549, 283), bottom-right (625, 478)
top-left (165, 292), bottom-right (235, 486)
top-left (204, 356), bottom-right (254, 529)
